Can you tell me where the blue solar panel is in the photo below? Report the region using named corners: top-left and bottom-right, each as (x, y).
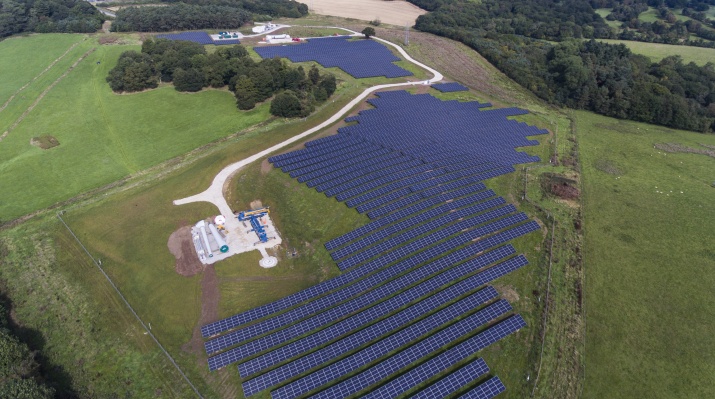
top-left (325, 187), bottom-right (493, 251)
top-left (407, 358), bottom-right (491, 399)
top-left (155, 31), bottom-right (240, 45)
top-left (364, 357), bottom-right (489, 399)
top-left (432, 82), bottom-right (470, 92)
top-left (334, 204), bottom-right (515, 268)
top-left (309, 307), bottom-right (520, 399)
top-left (235, 246), bottom-right (514, 376)
top-left (205, 243), bottom-right (518, 359)
top-left (329, 193), bottom-right (500, 258)
top-left (336, 212), bottom-right (527, 271)
top-left (244, 254), bottom-right (526, 388)
top-left (274, 300), bottom-right (512, 399)
top-left (458, 376), bottom-right (507, 399)
top-left (254, 36), bottom-right (413, 79)
top-left (240, 287), bottom-right (498, 396)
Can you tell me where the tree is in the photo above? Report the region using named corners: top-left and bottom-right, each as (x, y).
top-left (362, 26), bottom-right (376, 38)
top-left (234, 76), bottom-right (258, 110)
top-left (173, 68), bottom-right (205, 92)
top-left (270, 91), bottom-right (303, 117)
top-left (319, 74), bottom-right (337, 97)
top-left (308, 64), bottom-right (321, 85)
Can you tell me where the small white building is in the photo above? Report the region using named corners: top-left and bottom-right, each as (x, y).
top-left (266, 34), bottom-right (293, 44)
top-left (252, 22), bottom-right (277, 34)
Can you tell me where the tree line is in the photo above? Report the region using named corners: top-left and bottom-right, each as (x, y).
top-left (411, 0), bottom-right (715, 45)
top-left (0, 0), bottom-right (104, 38)
top-left (111, 0), bottom-right (307, 32)
top-left (107, 38), bottom-right (337, 117)
top-left (411, 0), bottom-right (715, 132)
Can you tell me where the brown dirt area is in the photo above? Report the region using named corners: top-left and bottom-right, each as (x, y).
top-left (655, 142), bottom-right (715, 158)
top-left (309, 0), bottom-right (427, 26)
top-left (30, 135), bottom-right (59, 149)
top-left (167, 226), bottom-right (203, 276)
top-left (494, 284), bottom-right (520, 302)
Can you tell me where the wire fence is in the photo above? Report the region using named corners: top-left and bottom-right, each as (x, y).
top-left (56, 212), bottom-right (204, 399)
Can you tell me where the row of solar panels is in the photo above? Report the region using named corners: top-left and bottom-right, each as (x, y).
top-left (155, 31), bottom-right (240, 45)
top-left (254, 36), bottom-right (413, 79)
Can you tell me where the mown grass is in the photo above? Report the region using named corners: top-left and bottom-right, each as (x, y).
top-left (577, 111), bottom-right (715, 399)
top-left (596, 39), bottom-right (715, 65)
top-left (0, 35), bottom-right (271, 220)
top-left (0, 34), bottom-right (86, 102)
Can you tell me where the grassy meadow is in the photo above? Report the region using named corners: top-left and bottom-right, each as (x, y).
top-left (577, 111), bottom-right (715, 399)
top-left (0, 34), bottom-right (271, 221)
top-left (596, 39), bottom-right (715, 65)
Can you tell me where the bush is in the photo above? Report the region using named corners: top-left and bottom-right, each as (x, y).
top-left (362, 27), bottom-right (376, 38)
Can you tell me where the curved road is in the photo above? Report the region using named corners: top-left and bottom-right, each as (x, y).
top-left (173, 27), bottom-right (443, 216)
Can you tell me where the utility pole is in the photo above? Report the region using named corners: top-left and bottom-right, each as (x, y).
top-left (404, 23), bottom-right (409, 46)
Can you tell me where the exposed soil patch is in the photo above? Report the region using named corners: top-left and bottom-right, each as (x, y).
top-left (260, 158), bottom-right (273, 175)
top-left (542, 173), bottom-right (580, 200)
top-left (167, 226), bottom-right (203, 277)
top-left (250, 199), bottom-right (263, 209)
top-left (30, 135), bottom-right (59, 149)
top-left (494, 284), bottom-right (520, 303)
top-left (655, 142), bottom-right (715, 158)
top-left (594, 159), bottom-right (622, 175)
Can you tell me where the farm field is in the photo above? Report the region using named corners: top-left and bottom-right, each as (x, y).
top-left (577, 111), bottom-right (715, 399)
top-left (596, 39), bottom-right (715, 65)
top-left (0, 35), bottom-right (270, 221)
top-left (308, 0), bottom-right (427, 26)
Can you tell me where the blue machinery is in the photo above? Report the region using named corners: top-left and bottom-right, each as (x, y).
top-left (238, 207), bottom-right (272, 244)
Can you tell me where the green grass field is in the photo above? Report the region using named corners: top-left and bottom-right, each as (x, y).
top-left (595, 8), bottom-right (624, 29)
top-left (596, 39), bottom-right (715, 65)
top-left (577, 111), bottom-right (715, 399)
top-left (0, 35), bottom-right (271, 221)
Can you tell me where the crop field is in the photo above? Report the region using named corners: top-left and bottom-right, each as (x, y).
top-left (0, 35), bottom-right (270, 221)
top-left (577, 111), bottom-right (715, 399)
top-left (308, 0), bottom-right (427, 26)
top-left (596, 39), bottom-right (715, 65)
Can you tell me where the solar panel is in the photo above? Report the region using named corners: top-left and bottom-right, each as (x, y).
top-left (458, 376), bottom-right (507, 399)
top-left (309, 310), bottom-right (523, 399)
top-left (364, 357), bottom-right (489, 399)
top-left (412, 360), bottom-right (491, 399)
top-left (276, 300), bottom-right (512, 399)
top-left (205, 245), bottom-right (520, 361)
top-left (254, 36), bottom-right (413, 79)
top-left (240, 287), bottom-right (498, 396)
top-left (155, 31), bottom-right (240, 45)
top-left (431, 82), bottom-right (470, 92)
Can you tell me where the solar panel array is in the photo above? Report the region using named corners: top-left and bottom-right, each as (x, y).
top-left (155, 31), bottom-right (240, 45)
top-left (432, 82), bottom-right (469, 92)
top-left (253, 36), bottom-right (413, 79)
top-left (199, 90), bottom-right (546, 398)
